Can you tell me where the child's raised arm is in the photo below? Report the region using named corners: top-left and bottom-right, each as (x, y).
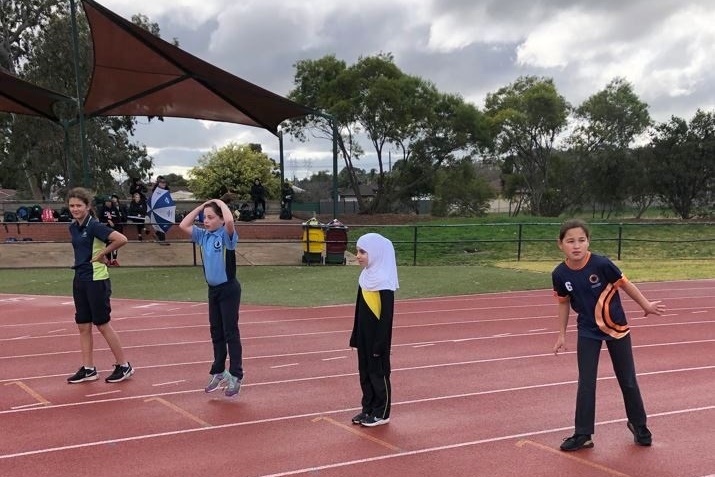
top-left (179, 201), bottom-right (211, 236)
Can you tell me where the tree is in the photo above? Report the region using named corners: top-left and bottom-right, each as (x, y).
top-left (569, 78), bottom-right (651, 217)
top-left (0, 3), bottom-right (161, 199)
top-left (649, 110), bottom-right (715, 219)
top-left (287, 53), bottom-right (490, 213)
top-left (485, 76), bottom-right (570, 216)
top-left (187, 143), bottom-right (280, 201)
top-left (285, 55), bottom-right (367, 208)
top-left (431, 158), bottom-right (495, 217)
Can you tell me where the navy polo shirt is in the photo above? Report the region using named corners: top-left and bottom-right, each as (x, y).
top-left (192, 225), bottom-right (238, 286)
top-left (70, 215), bottom-right (113, 281)
top-left (552, 252), bottom-right (630, 340)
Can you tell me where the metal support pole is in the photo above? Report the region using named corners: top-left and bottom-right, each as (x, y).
top-left (69, 0), bottom-right (90, 187)
top-left (332, 120), bottom-right (338, 219)
top-left (278, 128), bottom-right (284, 184)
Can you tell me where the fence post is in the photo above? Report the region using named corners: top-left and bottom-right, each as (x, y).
top-left (517, 223), bottom-right (523, 261)
top-left (413, 226), bottom-right (418, 266)
top-left (617, 223), bottom-right (623, 260)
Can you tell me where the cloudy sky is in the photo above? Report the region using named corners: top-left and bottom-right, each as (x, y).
top-left (100, 0), bottom-right (715, 180)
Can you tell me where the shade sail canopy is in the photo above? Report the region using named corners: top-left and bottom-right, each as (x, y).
top-left (0, 70), bottom-right (73, 121)
top-left (82, 0), bottom-right (315, 135)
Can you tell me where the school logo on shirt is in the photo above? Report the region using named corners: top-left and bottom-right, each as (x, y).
top-left (212, 239), bottom-right (222, 251)
top-left (589, 274), bottom-right (602, 288)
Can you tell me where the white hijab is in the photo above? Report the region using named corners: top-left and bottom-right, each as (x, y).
top-left (357, 233), bottom-right (399, 291)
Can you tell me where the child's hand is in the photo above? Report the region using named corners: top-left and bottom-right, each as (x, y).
top-left (91, 252), bottom-right (109, 264)
top-left (644, 300), bottom-right (665, 316)
top-left (553, 336), bottom-right (567, 355)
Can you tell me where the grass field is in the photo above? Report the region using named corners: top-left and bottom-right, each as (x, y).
top-left (0, 260), bottom-right (712, 306)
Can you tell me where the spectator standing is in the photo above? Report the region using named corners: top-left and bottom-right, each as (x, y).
top-left (250, 179), bottom-right (266, 218)
top-left (127, 192), bottom-right (148, 241)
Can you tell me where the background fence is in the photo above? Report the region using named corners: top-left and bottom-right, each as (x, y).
top-left (2, 221), bottom-right (712, 268)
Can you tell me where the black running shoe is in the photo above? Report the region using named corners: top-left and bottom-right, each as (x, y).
top-left (360, 415), bottom-right (390, 427)
top-left (105, 363), bottom-right (134, 383)
top-left (352, 412), bottom-right (369, 425)
top-left (627, 422), bottom-right (652, 446)
top-left (560, 434), bottom-right (594, 451)
top-left (67, 366), bottom-right (98, 384)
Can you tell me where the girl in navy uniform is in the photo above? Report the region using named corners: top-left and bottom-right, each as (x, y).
top-left (350, 233), bottom-right (399, 427)
top-left (552, 219), bottom-right (665, 451)
top-left (179, 199), bottom-right (243, 397)
top-left (66, 187), bottom-right (134, 384)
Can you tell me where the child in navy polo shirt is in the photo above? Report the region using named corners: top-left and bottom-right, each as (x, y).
top-left (179, 199), bottom-right (243, 397)
top-left (66, 187), bottom-right (134, 384)
top-left (552, 219), bottom-right (665, 451)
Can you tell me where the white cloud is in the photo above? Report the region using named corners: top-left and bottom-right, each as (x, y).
top-left (98, 0), bottom-right (715, 178)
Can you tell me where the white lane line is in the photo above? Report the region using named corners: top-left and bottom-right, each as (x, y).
top-left (270, 363), bottom-right (300, 369)
top-left (0, 404), bottom-right (712, 463)
top-left (152, 380), bottom-right (186, 387)
top-left (85, 390), bottom-right (122, 397)
top-left (10, 402), bottom-right (46, 410)
top-left (322, 356), bottom-right (348, 361)
top-left (413, 343), bottom-right (435, 348)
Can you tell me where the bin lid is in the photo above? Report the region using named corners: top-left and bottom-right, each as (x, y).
top-left (326, 218), bottom-right (347, 229)
top-left (302, 217), bottom-right (323, 227)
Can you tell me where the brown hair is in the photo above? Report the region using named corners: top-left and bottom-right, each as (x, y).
top-left (66, 187), bottom-right (93, 206)
top-left (203, 201), bottom-right (223, 219)
top-left (559, 219), bottom-right (590, 241)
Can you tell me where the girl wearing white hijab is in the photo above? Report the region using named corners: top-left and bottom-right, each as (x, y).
top-left (349, 233), bottom-right (399, 427)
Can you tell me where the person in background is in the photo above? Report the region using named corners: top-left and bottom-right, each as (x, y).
top-left (129, 177), bottom-right (148, 202)
top-left (349, 233), bottom-right (399, 427)
top-left (98, 196), bottom-right (121, 266)
top-left (281, 180), bottom-right (294, 215)
top-left (111, 194), bottom-right (127, 233)
top-left (250, 178), bottom-right (266, 219)
top-left (65, 187), bottom-right (134, 384)
top-left (552, 219), bottom-right (665, 451)
top-left (127, 192), bottom-right (148, 241)
top-left (178, 198), bottom-right (243, 398)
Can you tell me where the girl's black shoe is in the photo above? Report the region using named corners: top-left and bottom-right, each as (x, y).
top-left (560, 434), bottom-right (594, 451)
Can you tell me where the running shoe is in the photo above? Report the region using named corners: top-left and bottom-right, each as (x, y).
top-left (105, 363), bottom-right (134, 383)
top-left (67, 366), bottom-right (98, 383)
top-left (360, 415), bottom-right (390, 427)
top-left (205, 371), bottom-right (228, 393)
top-left (224, 373), bottom-right (241, 398)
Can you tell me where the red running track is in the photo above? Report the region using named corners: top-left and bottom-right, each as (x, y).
top-left (0, 279), bottom-right (713, 477)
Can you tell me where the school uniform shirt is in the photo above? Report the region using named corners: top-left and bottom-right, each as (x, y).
top-left (552, 252), bottom-right (630, 340)
top-left (192, 225), bottom-right (238, 286)
top-left (350, 287), bottom-right (395, 358)
top-left (70, 215), bottom-right (113, 281)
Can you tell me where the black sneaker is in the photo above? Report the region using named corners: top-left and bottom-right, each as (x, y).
top-left (560, 434), bottom-right (594, 451)
top-left (352, 412), bottom-right (369, 425)
top-left (67, 366), bottom-right (98, 383)
top-left (360, 415), bottom-right (390, 427)
top-left (105, 363), bottom-right (135, 383)
top-left (627, 422), bottom-right (652, 446)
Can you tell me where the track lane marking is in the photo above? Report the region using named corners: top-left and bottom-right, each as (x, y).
top-left (4, 381), bottom-right (50, 407)
top-left (312, 416), bottom-right (401, 451)
top-left (516, 439), bottom-right (632, 477)
top-left (144, 397), bottom-right (211, 428)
